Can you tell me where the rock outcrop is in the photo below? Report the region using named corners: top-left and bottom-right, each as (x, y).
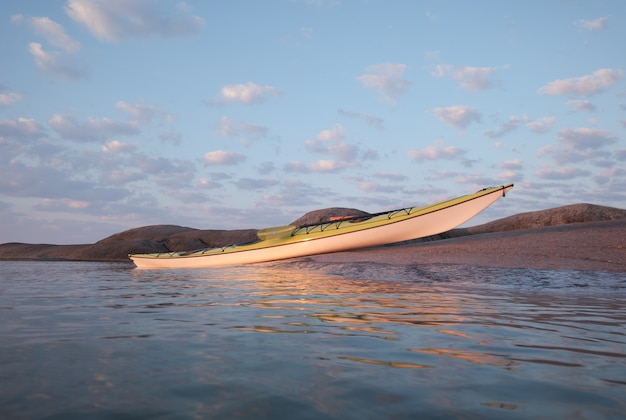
top-left (463, 203), bottom-right (626, 235)
top-left (0, 226), bottom-right (258, 262)
top-left (0, 203), bottom-right (624, 262)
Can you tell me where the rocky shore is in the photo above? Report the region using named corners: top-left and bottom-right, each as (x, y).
top-left (1, 203), bottom-right (625, 271)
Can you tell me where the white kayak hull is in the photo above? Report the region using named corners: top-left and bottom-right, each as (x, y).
top-left (130, 184), bottom-right (513, 269)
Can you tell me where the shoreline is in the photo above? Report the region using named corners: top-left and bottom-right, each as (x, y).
top-left (306, 219), bottom-right (626, 272)
top-left (1, 219), bottom-right (624, 272)
top-left (1, 203), bottom-right (625, 272)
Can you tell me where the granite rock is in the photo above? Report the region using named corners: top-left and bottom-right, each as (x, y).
top-left (0, 203), bottom-right (624, 262)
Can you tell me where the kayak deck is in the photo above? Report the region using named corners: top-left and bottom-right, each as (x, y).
top-left (129, 184), bottom-right (513, 268)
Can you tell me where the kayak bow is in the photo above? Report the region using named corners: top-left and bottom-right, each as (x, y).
top-left (130, 184), bottom-right (513, 269)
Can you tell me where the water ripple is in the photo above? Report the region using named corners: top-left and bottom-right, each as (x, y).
top-left (1, 261), bottom-right (625, 419)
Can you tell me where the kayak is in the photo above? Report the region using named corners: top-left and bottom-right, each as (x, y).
top-left (130, 184), bottom-right (513, 269)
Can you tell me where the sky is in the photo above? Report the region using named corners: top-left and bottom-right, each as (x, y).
top-left (1, 0), bottom-right (625, 245)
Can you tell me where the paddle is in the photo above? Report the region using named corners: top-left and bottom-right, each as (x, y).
top-left (256, 225), bottom-right (297, 241)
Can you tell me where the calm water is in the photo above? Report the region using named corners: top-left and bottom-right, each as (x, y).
top-left (1, 260), bottom-right (625, 419)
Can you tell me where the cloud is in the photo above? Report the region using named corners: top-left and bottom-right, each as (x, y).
top-left (566, 99), bottom-right (597, 112)
top-left (28, 42), bottom-right (90, 81)
top-left (500, 159), bottom-right (523, 170)
top-left (13, 15), bottom-right (81, 52)
top-left (134, 155), bottom-right (194, 179)
top-left (197, 178), bottom-right (222, 189)
top-left (256, 180), bottom-right (334, 210)
top-left (375, 172), bottom-right (408, 182)
top-left (595, 167), bottom-right (626, 185)
top-left (357, 182), bottom-right (403, 193)
top-left (114, 154), bottom-right (196, 189)
top-left (429, 105), bottom-right (481, 129)
top-left (284, 161), bottom-right (310, 173)
top-left (538, 68), bottom-right (623, 96)
top-left (316, 124), bottom-right (346, 142)
top-left (49, 114), bottom-right (139, 142)
top-left (539, 127), bottom-right (617, 165)
top-left (535, 166), bottom-right (590, 180)
top-left (13, 15), bottom-right (88, 81)
top-left (65, 0), bottom-right (205, 41)
top-left (361, 148), bottom-right (379, 161)
top-left (525, 116), bottom-right (555, 133)
top-left (0, 160), bottom-right (130, 201)
top-left (574, 17), bottom-right (608, 31)
top-left (203, 150), bottom-right (246, 166)
top-left (101, 140), bottom-right (137, 154)
top-left (101, 170), bottom-right (145, 185)
top-left (407, 141), bottom-right (465, 163)
top-left (614, 149), bottom-right (626, 161)
top-left (34, 198), bottom-right (90, 212)
top-left (543, 148), bottom-right (608, 166)
top-left (0, 85), bottom-right (22, 105)
top-left (328, 141), bottom-right (358, 161)
top-left (557, 127), bottom-right (617, 150)
top-left (0, 117), bottom-right (45, 141)
top-left (258, 162), bottom-right (276, 175)
top-left (432, 64), bottom-right (506, 92)
top-left (0, 86), bottom-right (22, 106)
top-left (304, 124), bottom-right (359, 162)
top-left (0, 118), bottom-right (52, 163)
top-left (283, 159), bottom-right (353, 173)
top-left (115, 101), bottom-right (173, 125)
top-left (497, 161), bottom-right (524, 182)
top-left (235, 178), bottom-right (279, 190)
top-left (455, 174), bottom-right (502, 186)
top-left (483, 116), bottom-right (520, 139)
top-left (338, 108), bottom-right (384, 130)
top-left (309, 159), bottom-right (353, 172)
top-left (357, 63), bottom-right (412, 103)
top-left (215, 82), bottom-right (280, 105)
top-left (496, 169), bottom-right (522, 183)
top-left (159, 131), bottom-right (182, 145)
top-left (214, 116), bottom-right (269, 139)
